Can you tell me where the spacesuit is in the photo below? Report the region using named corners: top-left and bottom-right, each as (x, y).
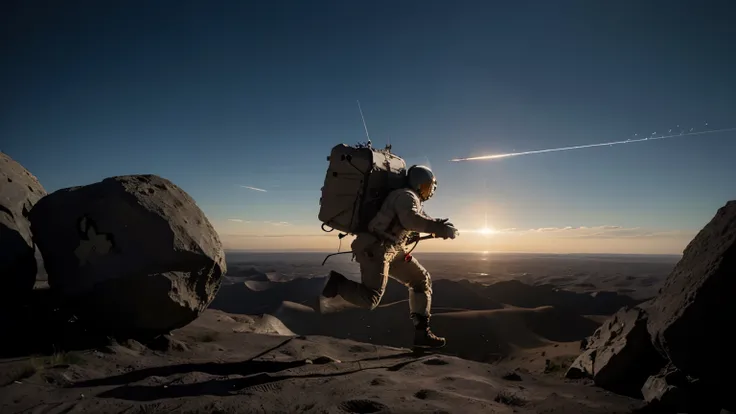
top-left (319, 165), bottom-right (459, 348)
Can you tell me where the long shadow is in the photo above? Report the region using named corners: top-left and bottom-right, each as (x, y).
top-left (73, 359), bottom-right (307, 388)
top-left (0, 289), bottom-right (170, 358)
top-left (74, 337), bottom-right (298, 388)
top-left (75, 348), bottom-right (422, 389)
top-left (93, 355), bottom-right (429, 401)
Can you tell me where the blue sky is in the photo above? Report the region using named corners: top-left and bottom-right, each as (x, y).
top-left (2, 1), bottom-right (734, 253)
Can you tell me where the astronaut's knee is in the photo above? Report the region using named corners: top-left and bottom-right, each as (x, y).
top-left (410, 274), bottom-right (432, 294)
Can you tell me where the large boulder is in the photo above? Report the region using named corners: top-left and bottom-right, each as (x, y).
top-left (0, 152), bottom-right (46, 305)
top-left (646, 200), bottom-right (736, 409)
top-left (29, 174), bottom-right (226, 337)
top-left (565, 305), bottom-right (666, 398)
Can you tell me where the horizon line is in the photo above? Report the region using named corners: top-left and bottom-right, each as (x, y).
top-left (223, 249), bottom-right (683, 257)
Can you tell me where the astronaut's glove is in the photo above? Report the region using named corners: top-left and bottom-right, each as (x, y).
top-left (434, 222), bottom-right (459, 240)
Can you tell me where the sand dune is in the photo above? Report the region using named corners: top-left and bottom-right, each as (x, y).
top-left (222, 265), bottom-right (270, 281)
top-left (210, 275), bottom-right (640, 318)
top-left (205, 275), bottom-right (646, 369)
top-left (223, 266), bottom-right (290, 285)
top-left (204, 271), bottom-right (649, 388)
top-left (0, 309), bottom-right (642, 413)
top-left (476, 279), bottom-right (640, 315)
top-left (271, 299), bottom-right (600, 364)
top-left (211, 276), bottom-right (326, 315)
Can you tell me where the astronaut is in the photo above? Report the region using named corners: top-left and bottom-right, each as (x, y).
top-left (318, 165), bottom-right (459, 348)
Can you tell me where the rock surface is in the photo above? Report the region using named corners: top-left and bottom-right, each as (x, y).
top-left (641, 364), bottom-right (691, 412)
top-left (641, 363), bottom-right (725, 413)
top-left (29, 174), bottom-right (226, 336)
top-left (0, 152), bottom-right (46, 305)
top-left (565, 305), bottom-right (665, 398)
top-left (646, 200), bottom-right (736, 407)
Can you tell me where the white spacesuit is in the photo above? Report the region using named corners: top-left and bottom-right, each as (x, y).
top-left (319, 165), bottom-right (459, 348)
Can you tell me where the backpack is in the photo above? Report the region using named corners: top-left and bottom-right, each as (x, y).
top-left (318, 142), bottom-right (407, 235)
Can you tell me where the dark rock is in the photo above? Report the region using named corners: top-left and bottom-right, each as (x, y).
top-left (647, 200), bottom-right (736, 406)
top-left (641, 363), bottom-right (724, 413)
top-left (306, 355), bottom-right (341, 365)
top-left (121, 339), bottom-right (148, 353)
top-left (566, 348), bottom-right (595, 380)
top-left (29, 174), bottom-right (226, 337)
top-left (145, 335), bottom-right (189, 352)
top-left (0, 152), bottom-right (46, 305)
top-left (565, 306), bottom-right (666, 398)
top-left (0, 287), bottom-right (113, 358)
top-left (579, 337), bottom-right (589, 350)
top-left (641, 364), bottom-right (690, 412)
top-left (502, 371), bottom-right (522, 381)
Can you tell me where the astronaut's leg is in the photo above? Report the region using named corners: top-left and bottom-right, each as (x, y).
top-left (389, 255), bottom-right (446, 348)
top-left (324, 240), bottom-right (392, 310)
top-left (389, 255), bottom-right (432, 317)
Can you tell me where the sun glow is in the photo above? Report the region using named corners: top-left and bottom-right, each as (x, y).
top-left (461, 226), bottom-right (497, 236)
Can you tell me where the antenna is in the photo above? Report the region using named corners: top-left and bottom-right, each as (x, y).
top-left (357, 100), bottom-right (371, 146)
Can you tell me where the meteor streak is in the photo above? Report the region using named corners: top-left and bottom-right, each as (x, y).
top-left (240, 185), bottom-right (268, 192)
top-left (450, 127), bottom-right (736, 162)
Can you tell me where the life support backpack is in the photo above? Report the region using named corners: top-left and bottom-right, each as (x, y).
top-left (318, 142), bottom-right (407, 236)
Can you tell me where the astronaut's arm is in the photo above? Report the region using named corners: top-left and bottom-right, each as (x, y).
top-left (394, 193), bottom-right (444, 234)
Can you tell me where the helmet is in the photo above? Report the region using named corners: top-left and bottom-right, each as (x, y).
top-left (407, 165), bottom-right (437, 201)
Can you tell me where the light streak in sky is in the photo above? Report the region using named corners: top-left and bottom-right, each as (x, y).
top-left (450, 127), bottom-right (736, 162)
top-left (240, 185), bottom-right (268, 192)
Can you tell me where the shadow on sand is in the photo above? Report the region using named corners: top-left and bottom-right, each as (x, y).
top-left (0, 288), bottom-right (200, 358)
top-left (74, 351), bottom-right (429, 401)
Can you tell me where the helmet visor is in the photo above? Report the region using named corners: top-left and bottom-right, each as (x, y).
top-left (418, 178), bottom-right (437, 201)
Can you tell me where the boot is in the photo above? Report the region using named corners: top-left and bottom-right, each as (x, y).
top-left (313, 271), bottom-right (346, 314)
top-left (414, 327), bottom-right (446, 349)
top-left (321, 271), bottom-right (345, 298)
top-left (411, 313), bottom-right (446, 349)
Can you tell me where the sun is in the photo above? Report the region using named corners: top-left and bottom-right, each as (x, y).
top-left (478, 227), bottom-right (496, 235)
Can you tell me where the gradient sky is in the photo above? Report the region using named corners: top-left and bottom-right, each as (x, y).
top-left (2, 1), bottom-right (734, 254)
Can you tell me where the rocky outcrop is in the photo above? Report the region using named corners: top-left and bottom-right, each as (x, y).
top-left (646, 200), bottom-right (736, 408)
top-left (0, 152), bottom-right (47, 305)
top-left (29, 174), bottom-right (226, 337)
top-left (565, 305), bottom-right (665, 398)
top-left (564, 201), bottom-right (736, 411)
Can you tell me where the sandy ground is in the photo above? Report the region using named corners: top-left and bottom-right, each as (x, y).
top-left (211, 272), bottom-right (648, 367)
top-left (2, 253), bottom-right (669, 413)
top-left (0, 309), bottom-right (642, 414)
